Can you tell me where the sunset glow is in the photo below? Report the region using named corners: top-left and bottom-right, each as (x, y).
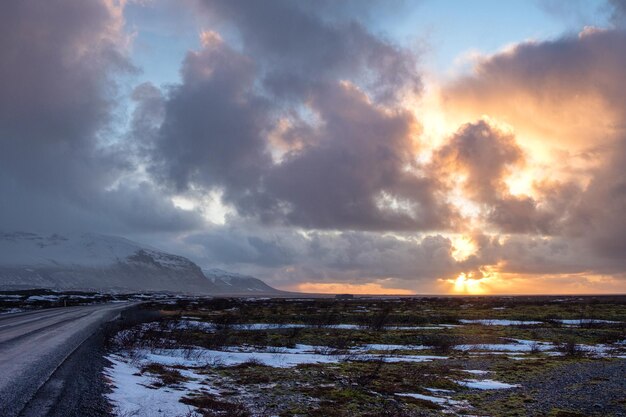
top-left (451, 235), bottom-right (477, 262)
top-left (452, 273), bottom-right (489, 295)
top-left (294, 282), bottom-right (414, 296)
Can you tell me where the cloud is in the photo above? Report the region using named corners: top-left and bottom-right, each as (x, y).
top-left (432, 120), bottom-right (523, 203)
top-left (182, 225), bottom-right (460, 291)
top-left (0, 0), bottom-right (129, 189)
top-left (0, 0), bottom-right (203, 234)
top-left (609, 0), bottom-right (626, 27)
top-left (568, 137), bottom-right (626, 259)
top-left (2, 0), bottom-right (625, 294)
top-left (135, 3), bottom-right (626, 292)
top-left (146, 33), bottom-right (273, 194)
top-left (441, 24), bottom-right (626, 280)
top-left (444, 29), bottom-right (626, 158)
top-left (429, 120), bottom-right (573, 234)
top-left (261, 82), bottom-right (455, 231)
top-left (140, 1), bottom-right (456, 232)
top-left (193, 0), bottom-right (421, 102)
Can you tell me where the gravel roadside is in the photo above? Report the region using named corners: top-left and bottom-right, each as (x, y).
top-left (523, 358), bottom-right (626, 416)
top-left (18, 307), bottom-right (160, 417)
top-left (479, 358), bottom-right (626, 416)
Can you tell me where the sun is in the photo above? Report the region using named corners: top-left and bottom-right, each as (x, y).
top-left (453, 272), bottom-right (489, 294)
top-left (451, 235), bottom-right (477, 261)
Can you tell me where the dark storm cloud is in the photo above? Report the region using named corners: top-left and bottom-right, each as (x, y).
top-left (568, 137), bottom-right (626, 259)
top-left (0, 0), bottom-right (128, 189)
top-left (261, 83), bottom-right (455, 231)
top-left (468, 232), bottom-right (626, 277)
top-left (194, 0), bottom-right (421, 102)
top-left (147, 34), bottom-right (273, 194)
top-left (0, 0), bottom-right (204, 234)
top-left (142, 0), bottom-right (457, 232)
top-left (184, 226), bottom-right (460, 287)
top-left (609, 0), bottom-right (626, 26)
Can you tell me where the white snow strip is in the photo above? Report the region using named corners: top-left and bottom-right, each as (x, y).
top-left (457, 379), bottom-right (520, 390)
top-left (459, 319), bottom-right (542, 326)
top-left (126, 345), bottom-right (447, 368)
top-left (26, 295), bottom-right (60, 301)
top-left (556, 319), bottom-right (620, 325)
top-left (395, 392), bottom-right (464, 405)
top-left (383, 355), bottom-right (449, 363)
top-left (177, 320), bottom-right (460, 332)
top-left (425, 387), bottom-right (455, 393)
top-left (358, 344), bottom-right (428, 351)
top-left (455, 339), bottom-right (553, 352)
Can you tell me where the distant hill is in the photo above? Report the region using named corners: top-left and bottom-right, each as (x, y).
top-left (0, 232), bottom-right (283, 295)
top-left (202, 268), bottom-right (281, 294)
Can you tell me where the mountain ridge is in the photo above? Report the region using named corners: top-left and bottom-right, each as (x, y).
top-left (0, 232), bottom-right (283, 295)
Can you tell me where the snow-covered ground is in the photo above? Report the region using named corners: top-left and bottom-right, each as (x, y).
top-left (556, 319), bottom-right (621, 325)
top-left (105, 343), bottom-right (520, 417)
top-left (456, 379), bottom-right (520, 389)
top-left (179, 318), bottom-right (623, 334)
top-left (148, 320), bottom-right (626, 359)
top-left (105, 355), bottom-right (204, 417)
top-left (397, 392), bottom-right (468, 406)
top-left (116, 344), bottom-right (448, 369)
top-left (104, 324), bottom-right (626, 417)
top-left (455, 339), bottom-right (554, 353)
top-left (176, 320), bottom-right (459, 332)
top-left (458, 318), bottom-right (622, 326)
top-left (459, 319), bottom-right (543, 326)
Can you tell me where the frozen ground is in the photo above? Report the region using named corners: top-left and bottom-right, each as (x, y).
top-left (105, 345), bottom-right (522, 417)
top-left (105, 355), bottom-right (204, 417)
top-left (102, 296), bottom-right (626, 416)
top-left (104, 329), bottom-right (625, 416)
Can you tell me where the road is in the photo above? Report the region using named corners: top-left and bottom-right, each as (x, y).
top-left (0, 303), bottom-right (136, 417)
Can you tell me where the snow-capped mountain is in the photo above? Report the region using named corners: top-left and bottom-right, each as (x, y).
top-left (203, 268), bottom-right (279, 294)
top-left (0, 232), bottom-right (282, 294)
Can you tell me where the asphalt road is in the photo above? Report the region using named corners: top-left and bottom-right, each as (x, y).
top-left (0, 303), bottom-right (136, 417)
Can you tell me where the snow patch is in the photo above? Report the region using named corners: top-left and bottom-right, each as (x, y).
top-left (459, 319), bottom-right (542, 326)
top-left (395, 392), bottom-right (464, 405)
top-left (104, 355), bottom-right (204, 417)
top-left (457, 379), bottom-right (520, 390)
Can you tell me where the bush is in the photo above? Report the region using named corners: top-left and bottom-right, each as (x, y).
top-left (180, 394), bottom-right (250, 417)
top-left (140, 363), bottom-right (187, 386)
top-left (558, 340), bottom-right (583, 357)
top-left (422, 334), bottom-right (458, 354)
top-left (366, 307), bottom-right (392, 331)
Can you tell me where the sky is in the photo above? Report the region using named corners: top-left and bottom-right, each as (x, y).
top-left (2, 0), bottom-right (626, 295)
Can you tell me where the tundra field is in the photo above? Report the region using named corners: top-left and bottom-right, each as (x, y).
top-left (90, 295), bottom-right (625, 417)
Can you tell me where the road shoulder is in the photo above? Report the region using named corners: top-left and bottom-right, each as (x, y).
top-left (18, 307), bottom-right (159, 417)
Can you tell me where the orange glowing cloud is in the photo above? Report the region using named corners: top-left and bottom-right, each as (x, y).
top-left (441, 31), bottom-right (625, 185)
